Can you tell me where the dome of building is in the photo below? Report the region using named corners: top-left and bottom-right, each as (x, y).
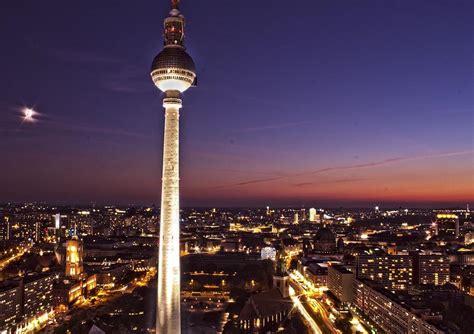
top-left (313, 226), bottom-right (337, 254)
top-left (314, 227), bottom-right (336, 243)
top-left (151, 47), bottom-right (196, 93)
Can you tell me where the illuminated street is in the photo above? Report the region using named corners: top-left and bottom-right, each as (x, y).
top-left (0, 245), bottom-right (30, 270)
top-left (289, 286), bottom-right (322, 334)
top-left (290, 271), bottom-right (339, 334)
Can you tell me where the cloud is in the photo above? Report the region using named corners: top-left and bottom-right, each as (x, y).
top-left (235, 121), bottom-right (310, 133)
top-left (217, 150), bottom-right (474, 188)
top-left (49, 48), bottom-right (120, 64)
top-left (2, 116), bottom-right (151, 141)
top-left (295, 178), bottom-right (371, 187)
top-left (235, 176), bottom-right (287, 186)
top-left (57, 123), bottom-right (151, 139)
top-left (103, 66), bottom-right (151, 94)
top-left (304, 150), bottom-right (474, 176)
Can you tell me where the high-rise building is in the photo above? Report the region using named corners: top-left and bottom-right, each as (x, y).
top-left (0, 282), bottom-right (22, 330)
top-left (353, 279), bottom-right (443, 334)
top-left (0, 216), bottom-right (11, 241)
top-left (293, 213), bottom-right (299, 225)
top-left (357, 254), bottom-right (413, 290)
top-left (309, 208), bottom-right (317, 222)
top-left (435, 213), bottom-right (460, 238)
top-left (411, 253), bottom-right (450, 286)
top-left (328, 264), bottom-right (354, 305)
top-left (150, 1), bottom-right (197, 332)
top-left (22, 274), bottom-right (54, 319)
top-left (65, 236), bottom-right (84, 278)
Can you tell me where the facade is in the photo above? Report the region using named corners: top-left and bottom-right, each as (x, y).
top-left (328, 264), bottom-right (354, 304)
top-left (304, 263), bottom-right (328, 287)
top-left (435, 214), bottom-right (459, 238)
top-left (261, 247), bottom-right (276, 261)
top-left (22, 274), bottom-right (54, 319)
top-left (151, 1), bottom-right (197, 332)
top-left (357, 254), bottom-right (413, 290)
top-left (309, 208), bottom-right (317, 222)
top-left (353, 279), bottom-right (443, 334)
top-left (65, 236), bottom-right (84, 278)
top-left (0, 274), bottom-right (54, 333)
top-left (412, 253), bottom-right (450, 286)
top-left (0, 216), bottom-right (11, 241)
top-left (0, 282), bottom-right (22, 330)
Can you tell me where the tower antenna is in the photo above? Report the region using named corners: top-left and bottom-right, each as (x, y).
top-left (172, 0), bottom-right (179, 10)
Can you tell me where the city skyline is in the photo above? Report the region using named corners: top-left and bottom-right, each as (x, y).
top-left (1, 0), bottom-right (473, 207)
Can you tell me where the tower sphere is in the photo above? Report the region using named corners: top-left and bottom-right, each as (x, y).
top-left (151, 47), bottom-right (196, 93)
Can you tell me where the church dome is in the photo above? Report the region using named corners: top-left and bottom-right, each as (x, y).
top-left (314, 227), bottom-right (336, 243)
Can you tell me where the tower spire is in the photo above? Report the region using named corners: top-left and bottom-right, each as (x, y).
top-left (171, 0), bottom-right (179, 10)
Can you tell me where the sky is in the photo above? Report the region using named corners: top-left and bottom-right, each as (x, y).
top-left (0, 0), bottom-right (472, 207)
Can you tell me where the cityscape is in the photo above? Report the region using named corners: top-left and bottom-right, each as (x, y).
top-left (0, 1), bottom-right (473, 334)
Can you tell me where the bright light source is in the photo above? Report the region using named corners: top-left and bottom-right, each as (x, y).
top-left (22, 107), bottom-right (37, 122)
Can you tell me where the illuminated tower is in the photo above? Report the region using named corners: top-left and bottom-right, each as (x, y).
top-left (65, 235), bottom-right (83, 278)
top-left (150, 1), bottom-right (196, 333)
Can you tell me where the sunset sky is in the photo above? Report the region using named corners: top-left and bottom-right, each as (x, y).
top-left (0, 0), bottom-right (472, 207)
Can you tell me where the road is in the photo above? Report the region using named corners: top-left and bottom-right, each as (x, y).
top-left (0, 245), bottom-right (30, 270)
top-left (290, 272), bottom-right (339, 334)
top-left (289, 286), bottom-right (322, 334)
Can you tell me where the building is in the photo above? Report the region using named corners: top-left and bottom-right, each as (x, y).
top-left (313, 226), bottom-right (337, 254)
top-left (435, 213), bottom-right (459, 238)
top-left (0, 274), bottom-right (55, 332)
top-left (357, 254), bottom-right (413, 290)
top-left (22, 273), bottom-right (54, 319)
top-left (0, 216), bottom-right (11, 241)
top-left (150, 0), bottom-right (197, 332)
top-left (411, 253), bottom-right (450, 286)
top-left (261, 247), bottom-right (276, 261)
top-left (465, 231), bottom-right (474, 245)
top-left (309, 208), bottom-right (317, 222)
top-left (0, 282), bottom-right (22, 330)
top-left (65, 235), bottom-right (84, 278)
top-left (239, 244), bottom-right (292, 332)
top-left (353, 279), bottom-right (444, 334)
top-left (328, 264), bottom-right (354, 305)
top-left (305, 263), bottom-right (328, 287)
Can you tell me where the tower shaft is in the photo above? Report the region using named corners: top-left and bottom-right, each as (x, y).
top-left (157, 95), bottom-right (182, 334)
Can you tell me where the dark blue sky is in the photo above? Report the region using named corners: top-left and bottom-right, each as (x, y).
top-left (0, 0), bottom-right (472, 207)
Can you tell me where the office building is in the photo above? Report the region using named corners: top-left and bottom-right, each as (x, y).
top-left (353, 279), bottom-right (443, 334)
top-left (412, 253), bottom-right (450, 286)
top-left (0, 282), bottom-right (22, 330)
top-left (357, 254), bottom-right (413, 290)
top-left (309, 208), bottom-right (317, 222)
top-left (328, 264), bottom-right (354, 304)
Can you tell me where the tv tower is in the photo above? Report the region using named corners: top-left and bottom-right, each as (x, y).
top-left (150, 0), bottom-right (196, 333)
